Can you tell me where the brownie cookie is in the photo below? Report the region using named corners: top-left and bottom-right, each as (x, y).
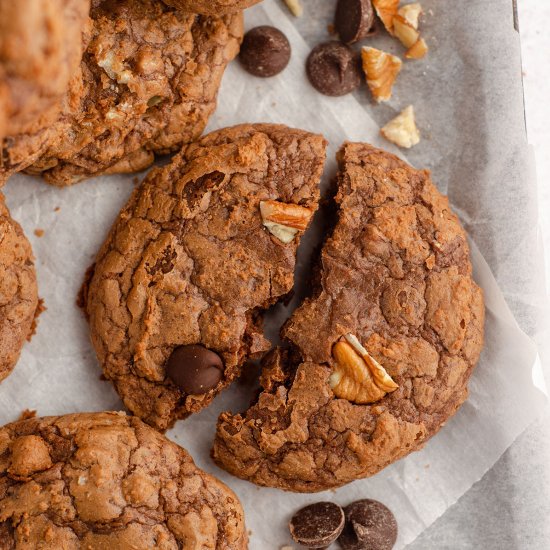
top-left (0, 411), bottom-right (247, 548)
top-left (213, 143), bottom-right (485, 492)
top-left (0, 0), bottom-right (242, 186)
top-left (163, 0), bottom-right (262, 16)
top-left (0, 193), bottom-right (39, 382)
top-left (0, 0), bottom-right (90, 141)
top-left (83, 124), bottom-right (327, 431)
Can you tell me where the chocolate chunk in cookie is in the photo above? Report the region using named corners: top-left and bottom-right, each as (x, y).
top-left (0, 193), bottom-right (39, 382)
top-left (239, 26), bottom-right (291, 78)
top-left (163, 0), bottom-right (262, 15)
top-left (339, 499), bottom-right (398, 550)
top-left (166, 345), bottom-right (224, 395)
top-left (290, 502), bottom-right (345, 548)
top-left (0, 412), bottom-right (247, 548)
top-left (335, 0), bottom-right (375, 44)
top-left (85, 124), bottom-right (327, 430)
top-left (306, 41), bottom-right (362, 96)
top-left (1, 0), bottom-right (243, 186)
top-left (213, 143), bottom-right (485, 492)
top-left (0, 0), bottom-right (89, 140)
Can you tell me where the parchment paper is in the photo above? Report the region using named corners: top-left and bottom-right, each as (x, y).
top-left (1, 0), bottom-right (548, 548)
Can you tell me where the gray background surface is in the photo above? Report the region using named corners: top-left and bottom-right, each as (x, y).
top-left (288, 0), bottom-right (550, 547)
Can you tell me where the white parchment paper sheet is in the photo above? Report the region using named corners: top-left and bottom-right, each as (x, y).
top-left (1, 1), bottom-right (547, 548)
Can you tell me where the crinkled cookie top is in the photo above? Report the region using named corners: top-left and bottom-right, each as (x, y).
top-left (85, 123), bottom-right (327, 431)
top-left (1, 0), bottom-right (242, 186)
top-left (0, 0), bottom-right (89, 141)
top-left (213, 143), bottom-right (485, 492)
top-left (0, 412), bottom-right (247, 549)
top-left (0, 193), bottom-right (38, 382)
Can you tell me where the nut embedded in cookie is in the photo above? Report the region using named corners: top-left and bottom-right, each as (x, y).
top-left (260, 200), bottom-right (314, 243)
top-left (330, 334), bottom-right (398, 404)
top-left (85, 123), bottom-right (327, 431)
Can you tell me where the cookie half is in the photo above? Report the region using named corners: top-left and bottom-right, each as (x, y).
top-left (163, 0), bottom-right (262, 15)
top-left (0, 193), bottom-right (38, 382)
top-left (84, 124), bottom-right (327, 430)
top-left (0, 0), bottom-right (90, 141)
top-left (0, 411), bottom-right (247, 548)
top-left (1, 0), bottom-right (243, 186)
top-left (213, 143), bottom-right (485, 492)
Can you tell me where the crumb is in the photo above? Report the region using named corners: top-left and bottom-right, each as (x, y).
top-left (424, 463), bottom-right (430, 469)
top-left (27, 298), bottom-right (46, 341)
top-left (18, 409), bottom-right (37, 421)
top-left (54, 206), bottom-right (60, 212)
top-left (133, 177), bottom-right (139, 186)
top-left (327, 23), bottom-right (335, 35)
top-left (34, 229), bottom-right (45, 237)
top-left (281, 546), bottom-right (294, 550)
top-left (247, 530), bottom-right (252, 536)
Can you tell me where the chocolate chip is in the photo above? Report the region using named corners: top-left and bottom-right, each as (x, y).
top-left (334, 0), bottom-right (374, 44)
top-left (306, 41), bottom-right (361, 97)
top-left (239, 26), bottom-right (291, 77)
top-left (289, 502), bottom-right (345, 548)
top-left (165, 345), bottom-right (223, 395)
top-left (338, 499), bottom-right (397, 550)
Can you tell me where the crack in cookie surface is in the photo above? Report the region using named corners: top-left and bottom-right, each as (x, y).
top-left (85, 124), bottom-right (327, 430)
top-left (1, 0), bottom-right (243, 186)
top-left (0, 412), bottom-right (247, 548)
top-left (213, 143), bottom-right (485, 492)
top-left (0, 193), bottom-right (38, 382)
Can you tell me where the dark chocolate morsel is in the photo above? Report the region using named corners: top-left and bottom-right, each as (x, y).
top-left (239, 25), bottom-right (291, 77)
top-left (335, 0), bottom-right (374, 44)
top-left (289, 502), bottom-right (345, 548)
top-left (306, 41), bottom-right (361, 97)
top-left (338, 499), bottom-right (398, 550)
top-left (166, 345), bottom-right (223, 395)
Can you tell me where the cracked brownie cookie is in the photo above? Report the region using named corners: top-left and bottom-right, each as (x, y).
top-left (1, 0), bottom-right (242, 187)
top-left (0, 411), bottom-right (247, 548)
top-left (83, 124), bottom-right (327, 431)
top-left (213, 142), bottom-right (485, 492)
top-left (0, 193), bottom-right (38, 382)
top-left (163, 0), bottom-right (262, 16)
top-left (0, 0), bottom-right (90, 142)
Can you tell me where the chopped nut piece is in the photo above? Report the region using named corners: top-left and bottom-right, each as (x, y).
top-left (372, 0), bottom-right (399, 34)
top-left (283, 0), bottom-right (303, 17)
top-left (361, 46), bottom-right (402, 102)
top-left (393, 14), bottom-right (420, 48)
top-left (329, 335), bottom-right (398, 404)
top-left (381, 105), bottom-right (420, 148)
top-left (398, 2), bottom-right (423, 29)
top-left (406, 38), bottom-right (429, 59)
top-left (260, 200), bottom-right (313, 243)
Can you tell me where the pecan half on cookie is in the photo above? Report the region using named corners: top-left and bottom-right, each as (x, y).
top-left (0, 412), bottom-right (247, 548)
top-left (83, 124), bottom-right (327, 430)
top-left (0, 193), bottom-right (39, 382)
top-left (163, 0), bottom-right (262, 15)
top-left (213, 143), bottom-right (485, 492)
top-left (1, 0), bottom-right (243, 186)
